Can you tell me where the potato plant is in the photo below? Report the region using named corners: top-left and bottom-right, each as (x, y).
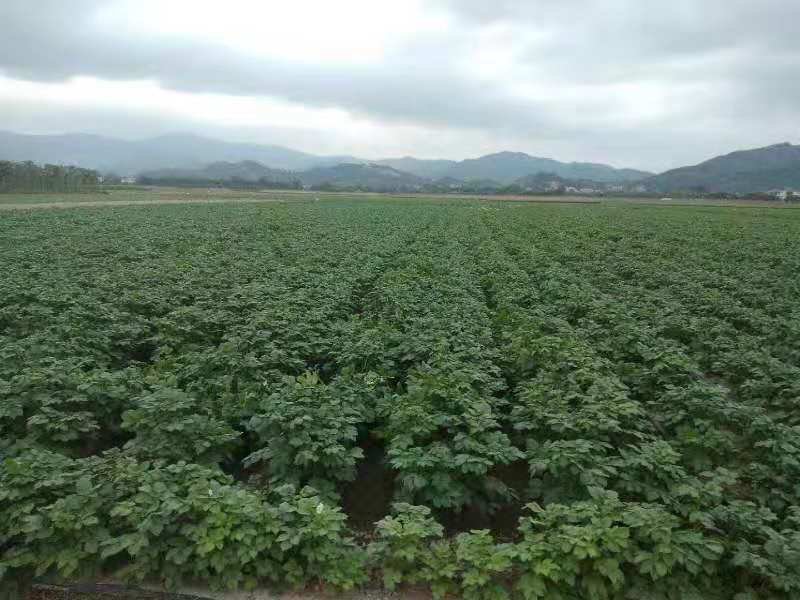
top-left (1, 199), bottom-right (799, 597)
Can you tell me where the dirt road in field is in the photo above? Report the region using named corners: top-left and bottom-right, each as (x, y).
top-left (0, 197), bottom-right (291, 210)
top-left (0, 188), bottom-right (792, 210)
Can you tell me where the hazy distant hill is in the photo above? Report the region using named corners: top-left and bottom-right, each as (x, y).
top-left (512, 172), bottom-right (609, 192)
top-left (301, 163), bottom-right (425, 191)
top-left (0, 131), bottom-right (357, 175)
top-left (376, 156), bottom-right (459, 179)
top-left (138, 160), bottom-right (425, 191)
top-left (139, 160), bottom-right (299, 186)
top-left (10, 130), bottom-right (798, 194)
top-left (381, 151), bottom-right (651, 183)
top-left (645, 143), bottom-right (800, 193)
top-left (0, 131), bottom-right (650, 183)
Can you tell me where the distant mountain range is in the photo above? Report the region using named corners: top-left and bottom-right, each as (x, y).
top-left (138, 161), bottom-right (425, 192)
top-left (379, 152), bottom-right (651, 184)
top-left (138, 161), bottom-right (451, 192)
top-left (300, 163), bottom-right (425, 190)
top-left (2, 131), bottom-right (798, 194)
top-left (139, 160), bottom-right (299, 186)
top-left (0, 131), bottom-right (357, 174)
top-left (0, 131), bottom-right (648, 183)
top-left (136, 162), bottom-right (645, 194)
top-left (645, 143), bottom-right (800, 193)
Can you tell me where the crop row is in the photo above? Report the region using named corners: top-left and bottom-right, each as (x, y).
top-left (1, 200), bottom-right (799, 599)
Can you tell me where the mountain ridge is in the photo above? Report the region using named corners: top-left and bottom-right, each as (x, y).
top-left (3, 131), bottom-right (799, 194)
top-left (0, 131), bottom-right (359, 174)
top-left (644, 142), bottom-right (800, 193)
top-left (139, 160), bottom-right (427, 192)
top-left (138, 160), bottom-right (300, 186)
top-left (0, 130), bottom-right (650, 182)
top-left (378, 150), bottom-right (650, 183)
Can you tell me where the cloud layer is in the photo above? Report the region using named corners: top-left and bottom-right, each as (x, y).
top-left (1, 0), bottom-right (798, 170)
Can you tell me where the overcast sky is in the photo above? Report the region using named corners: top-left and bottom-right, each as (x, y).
top-left (1, 0), bottom-right (798, 171)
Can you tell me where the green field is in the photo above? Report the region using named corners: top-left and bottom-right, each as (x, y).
top-left (2, 198), bottom-right (799, 598)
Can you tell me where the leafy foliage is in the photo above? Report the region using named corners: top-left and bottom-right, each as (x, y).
top-left (1, 199), bottom-right (800, 597)
top-left (0, 449), bottom-right (367, 590)
top-left (515, 491), bottom-right (724, 600)
top-left (121, 387), bottom-right (240, 464)
top-left (245, 371), bottom-right (373, 495)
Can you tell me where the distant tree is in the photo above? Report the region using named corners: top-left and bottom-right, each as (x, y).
top-left (0, 160), bottom-right (99, 193)
top-left (746, 192), bottom-right (774, 202)
top-left (311, 182), bottom-right (338, 192)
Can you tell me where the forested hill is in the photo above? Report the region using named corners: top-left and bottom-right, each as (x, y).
top-left (378, 151), bottom-right (651, 184)
top-left (0, 131), bottom-right (650, 183)
top-left (645, 142), bottom-right (800, 193)
top-left (138, 161), bottom-right (301, 188)
top-left (299, 163), bottom-right (426, 191)
top-left (0, 131), bottom-right (357, 175)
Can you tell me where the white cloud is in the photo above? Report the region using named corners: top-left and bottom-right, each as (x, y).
top-left (96, 0), bottom-right (451, 65)
top-left (0, 75), bottom-right (371, 132)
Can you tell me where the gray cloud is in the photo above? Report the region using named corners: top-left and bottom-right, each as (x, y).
top-left (0, 1), bottom-right (552, 133)
top-left (1, 0), bottom-right (799, 171)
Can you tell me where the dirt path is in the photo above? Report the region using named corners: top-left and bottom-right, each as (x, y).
top-left (0, 197), bottom-right (290, 211)
top-left (1, 190), bottom-right (791, 211)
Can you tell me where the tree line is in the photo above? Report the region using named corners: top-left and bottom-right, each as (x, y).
top-left (0, 160), bottom-right (100, 193)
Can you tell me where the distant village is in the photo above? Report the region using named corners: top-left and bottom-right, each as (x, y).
top-left (11, 153), bottom-right (800, 202)
top-left (768, 189), bottom-right (800, 201)
top-left (101, 168), bottom-right (800, 202)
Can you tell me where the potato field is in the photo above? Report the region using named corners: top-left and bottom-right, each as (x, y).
top-left (1, 198), bottom-right (799, 599)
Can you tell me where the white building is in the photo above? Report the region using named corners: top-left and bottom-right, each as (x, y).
top-left (545, 181), bottom-right (562, 191)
